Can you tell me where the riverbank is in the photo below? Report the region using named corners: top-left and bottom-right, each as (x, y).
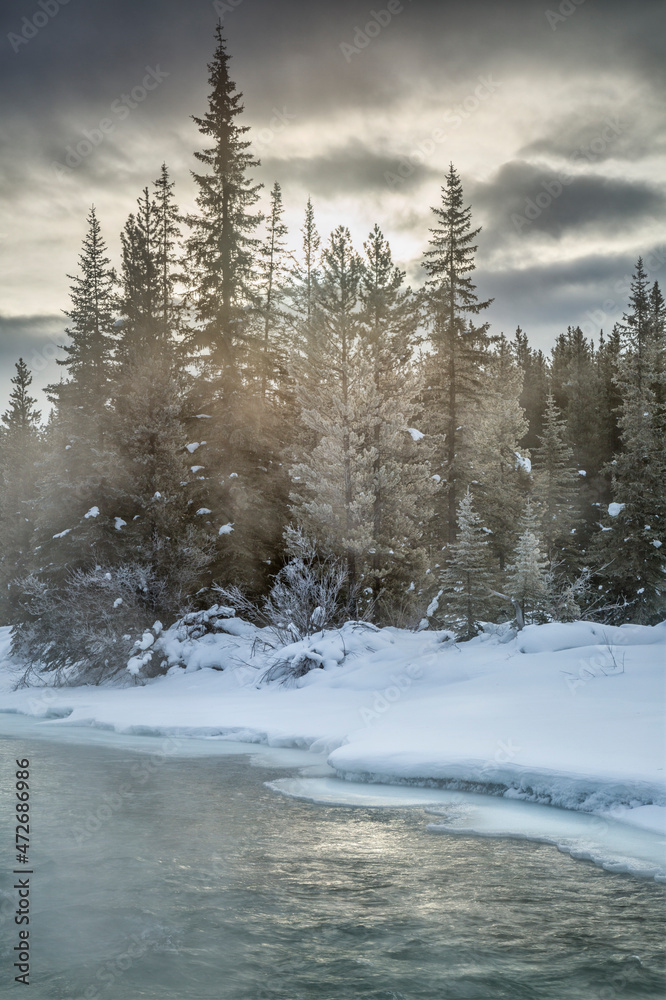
top-left (1, 619), bottom-right (664, 850)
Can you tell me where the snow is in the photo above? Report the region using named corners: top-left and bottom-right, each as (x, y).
top-left (190, 466), bottom-right (205, 473)
top-left (407, 427), bottom-right (424, 442)
top-left (608, 502), bottom-right (625, 517)
top-left (114, 517), bottom-right (127, 531)
top-left (195, 508), bottom-right (212, 515)
top-left (218, 523), bottom-right (234, 535)
top-left (186, 442), bottom-right (202, 453)
top-left (1, 618), bottom-right (664, 879)
top-left (83, 506), bottom-right (99, 519)
top-left (52, 528), bottom-right (71, 539)
top-left (514, 451), bottom-right (532, 474)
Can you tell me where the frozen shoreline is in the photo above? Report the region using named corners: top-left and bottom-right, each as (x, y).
top-left (1, 618), bottom-right (665, 877)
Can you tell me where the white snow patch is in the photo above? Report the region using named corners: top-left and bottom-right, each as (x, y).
top-left (218, 523), bottom-right (234, 535)
top-left (195, 508), bottom-right (212, 516)
top-left (114, 518), bottom-right (127, 531)
top-left (608, 502), bottom-right (625, 517)
top-left (52, 528), bottom-right (71, 539)
top-left (407, 428), bottom-right (424, 442)
top-left (514, 451), bottom-right (532, 474)
top-left (84, 506), bottom-right (100, 519)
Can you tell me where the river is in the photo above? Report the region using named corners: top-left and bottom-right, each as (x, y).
top-left (1, 714), bottom-right (664, 998)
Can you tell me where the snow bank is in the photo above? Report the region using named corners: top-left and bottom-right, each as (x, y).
top-left (1, 617), bottom-right (664, 877)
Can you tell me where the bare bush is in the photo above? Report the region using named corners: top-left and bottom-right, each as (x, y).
top-left (12, 563), bottom-right (185, 686)
top-left (215, 527), bottom-right (348, 645)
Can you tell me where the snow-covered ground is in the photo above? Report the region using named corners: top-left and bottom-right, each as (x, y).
top-left (1, 617), bottom-right (664, 879)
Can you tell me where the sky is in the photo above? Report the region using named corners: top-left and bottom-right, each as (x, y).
top-left (0, 0), bottom-right (664, 412)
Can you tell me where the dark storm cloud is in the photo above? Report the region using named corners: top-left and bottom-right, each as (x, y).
top-left (479, 243), bottom-right (666, 349)
top-left (0, 314), bottom-right (65, 412)
top-left (472, 161), bottom-right (666, 242)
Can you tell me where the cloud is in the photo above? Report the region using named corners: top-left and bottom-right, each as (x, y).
top-left (472, 161), bottom-right (666, 242)
top-left (261, 139), bottom-right (439, 196)
top-left (0, 314), bottom-right (66, 413)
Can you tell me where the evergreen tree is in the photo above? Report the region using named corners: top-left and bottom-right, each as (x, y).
top-left (469, 336), bottom-right (531, 572)
top-left (422, 163), bottom-right (492, 544)
top-left (0, 360), bottom-right (42, 617)
top-left (359, 224), bottom-right (434, 614)
top-left (256, 181), bottom-right (290, 404)
top-left (591, 264), bottom-right (666, 623)
top-left (505, 501), bottom-right (551, 626)
top-left (512, 326), bottom-right (549, 451)
top-left (47, 206), bottom-right (116, 422)
top-left (437, 489), bottom-right (494, 639)
top-left (290, 225), bottom-right (368, 612)
top-left (153, 163), bottom-right (182, 338)
top-left (33, 209), bottom-right (118, 585)
top-left (185, 23), bottom-right (262, 375)
top-left (532, 393), bottom-right (580, 557)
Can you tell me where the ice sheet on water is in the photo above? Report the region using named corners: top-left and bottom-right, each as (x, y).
top-left (267, 776), bottom-right (666, 881)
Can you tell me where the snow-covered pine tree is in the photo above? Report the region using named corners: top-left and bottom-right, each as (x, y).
top-left (468, 336), bottom-right (531, 573)
top-left (289, 197), bottom-right (321, 343)
top-left (290, 225), bottom-right (373, 614)
top-left (255, 181), bottom-right (290, 403)
top-left (505, 500), bottom-right (552, 626)
top-left (0, 360), bottom-right (42, 618)
top-left (422, 163), bottom-right (492, 545)
top-left (358, 224), bottom-right (435, 617)
top-left (437, 489), bottom-right (495, 638)
top-left (591, 263), bottom-right (666, 623)
top-left (532, 392), bottom-right (580, 559)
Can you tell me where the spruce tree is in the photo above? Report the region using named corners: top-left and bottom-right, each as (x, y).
top-left (438, 489), bottom-right (494, 639)
top-left (506, 501), bottom-right (552, 626)
top-left (532, 393), bottom-right (580, 558)
top-left (469, 336), bottom-right (531, 573)
top-left (256, 181), bottom-right (290, 404)
top-left (290, 225), bottom-right (368, 612)
top-left (0, 360), bottom-right (42, 618)
top-left (422, 163), bottom-right (492, 544)
top-left (591, 263), bottom-right (666, 623)
top-left (47, 206), bottom-right (116, 423)
top-left (153, 163), bottom-right (181, 338)
top-left (185, 23), bottom-right (262, 375)
top-left (512, 326), bottom-right (549, 451)
top-left (359, 224), bottom-right (434, 614)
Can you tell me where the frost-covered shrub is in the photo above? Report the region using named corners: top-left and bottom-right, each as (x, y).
top-left (12, 563), bottom-right (186, 686)
top-left (214, 527), bottom-right (348, 645)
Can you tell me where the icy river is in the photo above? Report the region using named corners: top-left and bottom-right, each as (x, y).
top-left (1, 714), bottom-right (664, 999)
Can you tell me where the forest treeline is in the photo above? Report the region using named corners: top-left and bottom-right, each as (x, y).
top-left (1, 27), bottom-right (664, 683)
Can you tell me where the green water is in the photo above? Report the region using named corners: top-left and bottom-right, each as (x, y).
top-left (1, 716), bottom-right (664, 999)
